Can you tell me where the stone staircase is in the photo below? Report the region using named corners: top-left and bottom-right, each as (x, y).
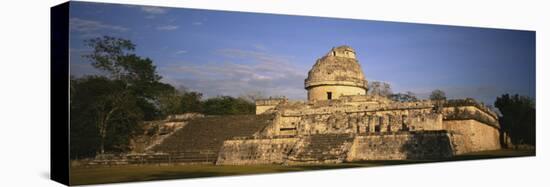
top-left (286, 133), bottom-right (355, 164)
top-left (81, 151), bottom-right (218, 166)
top-left (149, 114), bottom-right (273, 163)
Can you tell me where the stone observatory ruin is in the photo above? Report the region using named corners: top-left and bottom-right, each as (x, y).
top-left (92, 46), bottom-right (501, 166)
top-left (305, 46), bottom-right (368, 101)
top-left (216, 46), bottom-right (500, 165)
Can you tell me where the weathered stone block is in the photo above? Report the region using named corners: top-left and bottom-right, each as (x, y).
top-left (216, 137), bottom-right (298, 165)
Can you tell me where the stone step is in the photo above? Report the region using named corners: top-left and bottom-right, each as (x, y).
top-left (287, 134), bottom-right (354, 164)
top-left (146, 114), bottom-right (273, 163)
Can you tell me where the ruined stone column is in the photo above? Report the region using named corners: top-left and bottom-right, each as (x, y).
top-left (388, 115), bottom-right (396, 132)
top-left (380, 116), bottom-right (387, 132)
top-left (368, 116), bottom-right (376, 132)
top-left (358, 115), bottom-right (366, 134)
top-left (401, 115), bottom-right (409, 131)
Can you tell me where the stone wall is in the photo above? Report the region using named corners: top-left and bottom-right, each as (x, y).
top-left (443, 119), bottom-right (501, 154)
top-left (307, 85), bottom-right (366, 101)
top-left (256, 105), bottom-right (276, 115)
top-left (216, 137), bottom-right (298, 165)
top-left (255, 98), bottom-right (287, 114)
top-left (346, 131), bottom-right (454, 161)
top-left (408, 113), bottom-right (443, 131)
top-left (442, 106), bottom-right (499, 128)
top-left (217, 131), bottom-right (455, 165)
top-left (267, 107), bottom-right (440, 136)
top-left (285, 134), bottom-right (354, 164)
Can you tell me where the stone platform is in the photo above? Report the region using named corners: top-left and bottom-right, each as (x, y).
top-left (216, 130), bottom-right (456, 165)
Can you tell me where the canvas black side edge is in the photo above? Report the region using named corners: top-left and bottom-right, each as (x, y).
top-left (50, 1), bottom-right (70, 186)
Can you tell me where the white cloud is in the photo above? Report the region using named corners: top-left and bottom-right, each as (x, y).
top-left (140, 6), bottom-right (167, 14)
top-left (70, 18), bottom-right (128, 32)
top-left (156, 25), bottom-right (179, 31)
top-left (160, 48), bottom-right (308, 99)
top-left (175, 50), bottom-right (188, 54)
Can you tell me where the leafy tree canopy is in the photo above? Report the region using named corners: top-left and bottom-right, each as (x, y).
top-left (368, 81), bottom-right (392, 97)
top-left (429, 89), bottom-right (447, 101)
top-left (494, 94), bottom-right (535, 145)
top-left (390, 91), bottom-right (418, 102)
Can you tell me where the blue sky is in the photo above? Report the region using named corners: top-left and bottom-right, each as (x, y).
top-left (69, 1), bottom-right (535, 105)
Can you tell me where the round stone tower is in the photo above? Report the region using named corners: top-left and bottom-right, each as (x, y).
top-left (304, 45), bottom-right (368, 101)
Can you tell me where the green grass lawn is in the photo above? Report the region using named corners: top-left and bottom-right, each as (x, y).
top-left (69, 149), bottom-right (535, 185)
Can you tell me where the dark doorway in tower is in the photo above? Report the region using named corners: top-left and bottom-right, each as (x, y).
top-left (327, 92), bottom-right (332, 100)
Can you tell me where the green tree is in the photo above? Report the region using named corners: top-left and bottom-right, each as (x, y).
top-left (390, 91), bottom-right (418, 102)
top-left (494, 94), bottom-right (536, 145)
top-left (71, 76), bottom-right (142, 156)
top-left (368, 81), bottom-right (392, 97)
top-left (153, 83), bottom-right (182, 117)
top-left (70, 77), bottom-right (102, 158)
top-left (180, 91), bottom-right (203, 113)
top-left (239, 91), bottom-right (267, 102)
top-left (84, 36), bottom-right (163, 99)
top-left (71, 36), bottom-right (174, 157)
top-left (83, 36), bottom-right (136, 80)
top-left (429, 89), bottom-right (447, 101)
top-left (202, 96), bottom-right (255, 115)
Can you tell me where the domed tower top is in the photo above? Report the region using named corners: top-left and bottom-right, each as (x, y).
top-left (325, 45), bottom-right (357, 59)
top-left (304, 46), bottom-right (368, 101)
